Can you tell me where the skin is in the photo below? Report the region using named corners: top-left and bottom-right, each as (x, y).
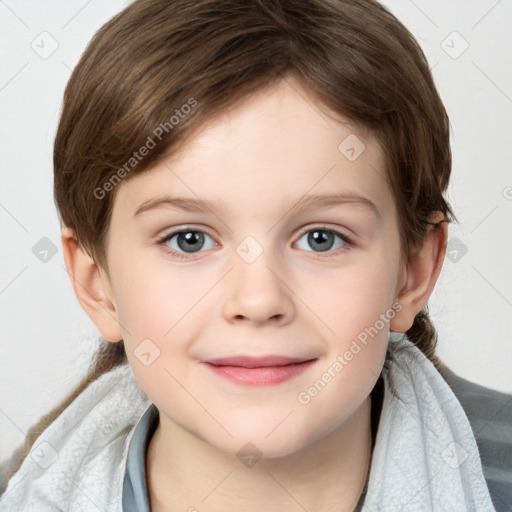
top-left (62, 77), bottom-right (447, 511)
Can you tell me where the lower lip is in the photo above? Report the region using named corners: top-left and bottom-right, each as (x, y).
top-left (203, 360), bottom-right (316, 386)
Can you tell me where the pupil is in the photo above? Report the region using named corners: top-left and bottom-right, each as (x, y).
top-left (308, 230), bottom-right (334, 252)
top-left (177, 231), bottom-right (204, 252)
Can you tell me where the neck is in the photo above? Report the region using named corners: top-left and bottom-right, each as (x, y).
top-left (147, 397), bottom-right (373, 512)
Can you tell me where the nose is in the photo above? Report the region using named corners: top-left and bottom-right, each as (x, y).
top-left (222, 251), bottom-right (295, 326)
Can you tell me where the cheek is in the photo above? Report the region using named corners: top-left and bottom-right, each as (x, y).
top-left (294, 268), bottom-right (394, 434)
top-left (113, 254), bottom-right (209, 338)
top-left (110, 256), bottom-right (216, 379)
top-left (301, 254), bottom-right (399, 341)
top-left (295, 251), bottom-right (398, 389)
top-left (113, 274), bottom-right (202, 417)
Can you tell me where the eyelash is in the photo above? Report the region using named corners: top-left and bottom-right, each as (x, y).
top-left (156, 225), bottom-right (355, 260)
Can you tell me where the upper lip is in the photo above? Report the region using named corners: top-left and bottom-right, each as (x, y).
top-left (204, 355), bottom-right (316, 368)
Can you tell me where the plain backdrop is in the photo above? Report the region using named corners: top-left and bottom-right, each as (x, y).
top-left (0, 0), bottom-right (511, 466)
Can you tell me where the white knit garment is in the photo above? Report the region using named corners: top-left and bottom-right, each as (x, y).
top-left (0, 334), bottom-right (496, 511)
top-left (362, 333), bottom-right (495, 511)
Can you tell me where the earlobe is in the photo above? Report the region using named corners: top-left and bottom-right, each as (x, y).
top-left (390, 213), bottom-right (448, 333)
top-left (61, 227), bottom-right (123, 342)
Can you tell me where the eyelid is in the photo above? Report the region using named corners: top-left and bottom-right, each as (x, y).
top-left (292, 224), bottom-right (356, 257)
top-left (156, 225), bottom-right (217, 242)
top-left (295, 223), bottom-right (355, 242)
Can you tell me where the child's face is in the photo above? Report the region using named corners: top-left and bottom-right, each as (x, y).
top-left (103, 78), bottom-right (406, 457)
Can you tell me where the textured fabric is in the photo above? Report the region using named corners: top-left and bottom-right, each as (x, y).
top-left (436, 362), bottom-right (512, 512)
top-left (0, 364), bottom-right (151, 512)
top-left (361, 334), bottom-right (497, 511)
top-left (0, 334), bottom-right (503, 511)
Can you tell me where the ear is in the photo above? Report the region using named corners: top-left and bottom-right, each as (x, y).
top-left (390, 212), bottom-right (448, 332)
top-left (61, 227), bottom-right (123, 343)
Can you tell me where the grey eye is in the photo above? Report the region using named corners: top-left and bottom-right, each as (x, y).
top-left (295, 229), bottom-right (347, 252)
top-left (165, 231), bottom-right (216, 253)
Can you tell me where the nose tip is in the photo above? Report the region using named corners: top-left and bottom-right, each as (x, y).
top-left (222, 259), bottom-right (294, 326)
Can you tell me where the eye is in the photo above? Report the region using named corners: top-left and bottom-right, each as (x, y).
top-left (157, 229), bottom-right (217, 256)
top-left (295, 227), bottom-right (352, 253)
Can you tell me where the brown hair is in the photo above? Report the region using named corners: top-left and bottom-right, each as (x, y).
top-left (7, 0), bottom-right (455, 481)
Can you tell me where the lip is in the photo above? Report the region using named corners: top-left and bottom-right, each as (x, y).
top-left (202, 355), bottom-right (317, 386)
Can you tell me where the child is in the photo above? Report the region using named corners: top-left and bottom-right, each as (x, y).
top-left (0, 0), bottom-right (509, 510)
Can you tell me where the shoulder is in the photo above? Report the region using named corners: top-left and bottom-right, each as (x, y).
top-left (0, 363), bottom-right (151, 511)
top-left (437, 361), bottom-right (512, 512)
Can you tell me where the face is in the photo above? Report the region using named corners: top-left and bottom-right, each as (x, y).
top-left (103, 78), bottom-right (405, 458)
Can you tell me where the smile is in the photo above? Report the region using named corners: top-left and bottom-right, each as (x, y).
top-left (202, 356), bottom-right (317, 386)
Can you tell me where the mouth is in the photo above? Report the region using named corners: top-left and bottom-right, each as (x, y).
top-left (202, 355), bottom-right (317, 386)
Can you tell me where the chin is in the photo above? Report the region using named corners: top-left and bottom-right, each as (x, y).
top-left (211, 426), bottom-right (319, 463)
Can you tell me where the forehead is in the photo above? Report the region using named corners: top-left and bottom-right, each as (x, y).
top-left (112, 78), bottom-right (394, 224)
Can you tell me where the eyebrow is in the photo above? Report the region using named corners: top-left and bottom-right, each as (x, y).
top-left (133, 192), bottom-right (381, 219)
top-left (134, 195), bottom-right (222, 217)
top-left (287, 192), bottom-right (381, 219)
